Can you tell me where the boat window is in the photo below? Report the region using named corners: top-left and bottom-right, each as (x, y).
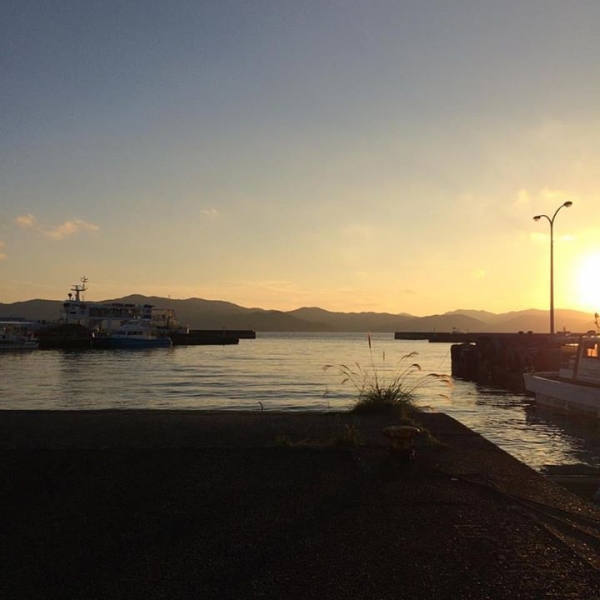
top-left (585, 343), bottom-right (599, 358)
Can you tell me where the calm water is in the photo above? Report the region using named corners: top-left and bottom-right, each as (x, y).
top-left (1, 332), bottom-right (600, 473)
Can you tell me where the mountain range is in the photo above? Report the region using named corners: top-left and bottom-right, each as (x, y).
top-left (0, 296), bottom-right (598, 334)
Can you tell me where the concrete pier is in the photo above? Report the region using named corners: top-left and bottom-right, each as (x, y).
top-left (2, 410), bottom-right (600, 599)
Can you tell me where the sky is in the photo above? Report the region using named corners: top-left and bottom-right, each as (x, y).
top-left (1, 1), bottom-right (600, 316)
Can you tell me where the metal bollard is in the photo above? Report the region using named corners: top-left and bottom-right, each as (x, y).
top-left (383, 425), bottom-right (421, 460)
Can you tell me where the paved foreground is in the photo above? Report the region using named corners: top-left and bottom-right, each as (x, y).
top-left (2, 410), bottom-right (600, 599)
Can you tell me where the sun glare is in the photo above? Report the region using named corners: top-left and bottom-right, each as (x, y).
top-left (575, 253), bottom-right (600, 312)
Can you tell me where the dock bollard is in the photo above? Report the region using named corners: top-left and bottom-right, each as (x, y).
top-left (383, 425), bottom-right (420, 460)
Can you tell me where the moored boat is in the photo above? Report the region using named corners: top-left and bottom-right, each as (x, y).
top-left (523, 333), bottom-right (600, 417)
top-left (92, 320), bottom-right (172, 349)
top-left (40, 277), bottom-right (177, 349)
top-left (0, 321), bottom-right (38, 351)
top-left (36, 277), bottom-right (254, 348)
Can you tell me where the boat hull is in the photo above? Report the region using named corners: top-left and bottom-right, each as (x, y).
top-left (93, 336), bottom-right (172, 349)
top-left (37, 324), bottom-right (93, 349)
top-left (523, 372), bottom-right (600, 417)
top-left (0, 340), bottom-right (38, 351)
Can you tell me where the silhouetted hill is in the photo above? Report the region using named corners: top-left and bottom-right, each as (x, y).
top-left (393, 314), bottom-right (488, 333)
top-left (0, 295), bottom-right (597, 333)
top-left (111, 295), bottom-right (262, 329)
top-left (491, 309), bottom-right (597, 334)
top-left (0, 299), bottom-right (64, 322)
top-left (289, 307), bottom-right (413, 332)
top-left (443, 309), bottom-right (500, 324)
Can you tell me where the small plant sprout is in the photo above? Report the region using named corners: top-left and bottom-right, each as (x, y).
top-left (323, 333), bottom-right (452, 416)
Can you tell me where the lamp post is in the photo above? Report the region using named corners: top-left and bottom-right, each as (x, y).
top-left (533, 201), bottom-right (573, 335)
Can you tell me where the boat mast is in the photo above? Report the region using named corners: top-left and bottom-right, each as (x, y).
top-left (71, 276), bottom-right (88, 302)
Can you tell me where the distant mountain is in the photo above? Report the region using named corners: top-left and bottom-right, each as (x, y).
top-left (443, 309), bottom-right (500, 324)
top-left (288, 307), bottom-right (413, 332)
top-left (0, 295), bottom-right (597, 333)
top-left (392, 313), bottom-right (489, 333)
top-left (490, 309), bottom-right (597, 334)
top-left (0, 299), bottom-right (64, 323)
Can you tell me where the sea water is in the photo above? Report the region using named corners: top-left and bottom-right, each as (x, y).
top-left (1, 332), bottom-right (599, 473)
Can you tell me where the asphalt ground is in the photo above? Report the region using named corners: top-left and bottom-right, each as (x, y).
top-left (2, 410), bottom-right (600, 599)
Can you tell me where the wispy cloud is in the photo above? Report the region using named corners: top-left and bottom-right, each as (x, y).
top-left (16, 214), bottom-right (36, 228)
top-left (44, 219), bottom-right (99, 240)
top-left (514, 188), bottom-right (574, 212)
top-left (0, 240), bottom-right (6, 260)
top-left (513, 189), bottom-right (531, 211)
top-left (530, 232), bottom-right (548, 243)
top-left (15, 214), bottom-right (99, 240)
top-left (200, 208), bottom-right (220, 219)
top-left (540, 188), bottom-right (571, 202)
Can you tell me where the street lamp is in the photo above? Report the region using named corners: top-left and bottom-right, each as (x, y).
top-left (533, 201), bottom-right (573, 335)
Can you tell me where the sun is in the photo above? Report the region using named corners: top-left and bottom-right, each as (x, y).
top-left (575, 252), bottom-right (600, 312)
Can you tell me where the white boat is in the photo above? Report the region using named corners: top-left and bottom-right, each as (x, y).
top-left (59, 277), bottom-right (182, 334)
top-left (523, 334), bottom-right (600, 417)
top-left (0, 321), bottom-right (39, 351)
top-left (62, 277), bottom-right (174, 332)
top-left (93, 319), bottom-right (172, 349)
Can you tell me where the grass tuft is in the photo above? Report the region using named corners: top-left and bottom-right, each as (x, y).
top-left (323, 333), bottom-right (451, 417)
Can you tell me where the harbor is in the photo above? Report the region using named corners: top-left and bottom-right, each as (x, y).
top-left (2, 332), bottom-right (600, 480)
top-left (3, 331), bottom-right (600, 597)
top-left (9, 280), bottom-right (257, 349)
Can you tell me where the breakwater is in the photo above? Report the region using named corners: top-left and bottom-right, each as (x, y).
top-left (37, 325), bottom-right (256, 349)
top-left (395, 331), bottom-right (577, 391)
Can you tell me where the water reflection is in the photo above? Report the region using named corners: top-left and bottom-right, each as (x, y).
top-left (524, 405), bottom-right (600, 467)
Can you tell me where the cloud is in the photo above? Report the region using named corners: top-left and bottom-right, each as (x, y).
top-left (530, 232), bottom-right (548, 243)
top-left (200, 208), bottom-right (220, 219)
top-left (540, 188), bottom-right (572, 202)
top-left (44, 219), bottom-right (99, 240)
top-left (16, 214), bottom-right (36, 228)
top-left (15, 214), bottom-right (99, 240)
top-left (0, 241), bottom-right (5, 260)
top-left (514, 189), bottom-right (531, 210)
top-left (512, 188), bottom-right (575, 227)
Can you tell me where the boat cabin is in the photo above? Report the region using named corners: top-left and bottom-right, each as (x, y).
top-left (558, 335), bottom-right (600, 386)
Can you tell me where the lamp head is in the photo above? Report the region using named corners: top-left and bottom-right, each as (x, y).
top-left (533, 215), bottom-right (542, 221)
top-left (564, 201), bottom-right (573, 208)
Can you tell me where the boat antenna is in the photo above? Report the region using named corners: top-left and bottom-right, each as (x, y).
top-left (71, 276), bottom-right (88, 302)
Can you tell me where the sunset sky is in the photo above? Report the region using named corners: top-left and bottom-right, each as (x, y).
top-left (2, 1), bottom-right (599, 316)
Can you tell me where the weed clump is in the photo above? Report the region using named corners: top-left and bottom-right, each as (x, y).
top-left (324, 333), bottom-right (451, 418)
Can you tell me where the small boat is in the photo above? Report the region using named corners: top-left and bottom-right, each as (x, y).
top-left (523, 333), bottom-right (600, 417)
top-left (0, 321), bottom-right (39, 351)
top-left (93, 319), bottom-right (172, 349)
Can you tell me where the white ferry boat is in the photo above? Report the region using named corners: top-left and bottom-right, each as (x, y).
top-left (38, 278), bottom-right (180, 349)
top-left (62, 277), bottom-right (174, 332)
